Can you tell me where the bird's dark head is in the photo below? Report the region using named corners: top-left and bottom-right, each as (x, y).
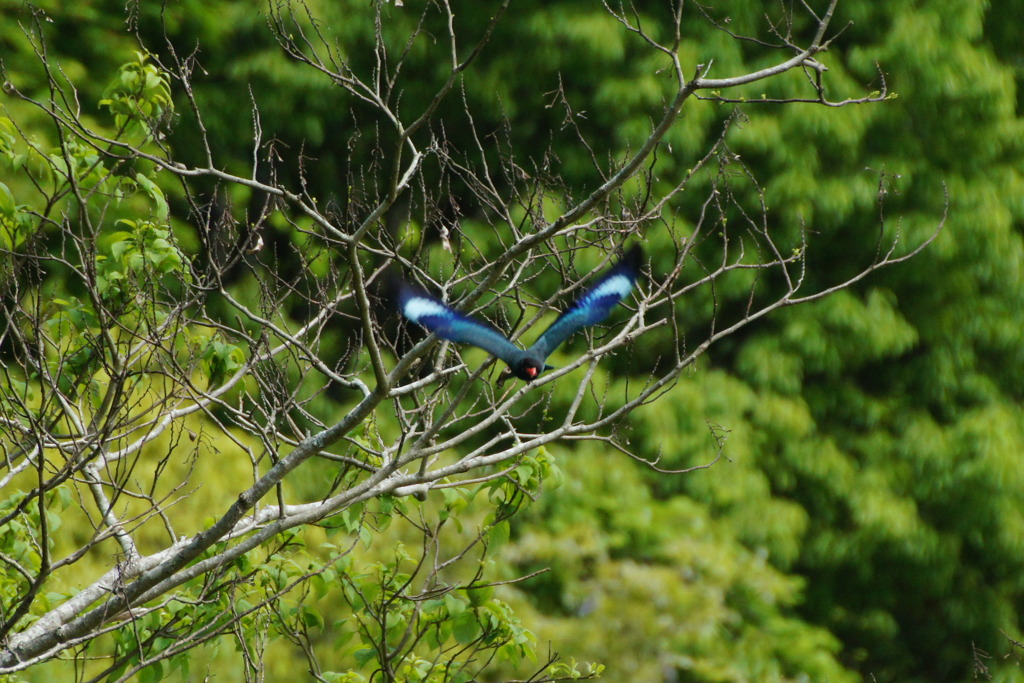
top-left (515, 358), bottom-right (545, 381)
top-left (498, 356), bottom-right (553, 385)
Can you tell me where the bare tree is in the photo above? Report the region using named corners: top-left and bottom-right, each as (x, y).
top-left (0, 0), bottom-right (939, 679)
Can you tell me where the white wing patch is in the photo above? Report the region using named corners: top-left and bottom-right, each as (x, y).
top-left (587, 273), bottom-right (634, 302)
top-left (402, 296), bottom-right (450, 322)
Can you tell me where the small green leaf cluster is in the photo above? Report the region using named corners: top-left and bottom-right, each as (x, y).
top-left (99, 52), bottom-right (173, 144)
top-left (0, 121), bottom-right (37, 250)
top-left (259, 453), bottom-right (570, 681)
top-left (0, 487), bottom-right (72, 629)
top-left (98, 217), bottom-right (188, 303)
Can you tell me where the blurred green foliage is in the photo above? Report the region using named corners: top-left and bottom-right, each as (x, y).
top-left (3, 0), bottom-right (1024, 681)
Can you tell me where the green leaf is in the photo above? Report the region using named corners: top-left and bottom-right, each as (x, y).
top-left (134, 172), bottom-right (169, 220)
top-left (444, 592), bottom-right (467, 617)
top-left (487, 520), bottom-right (510, 554)
top-left (301, 605), bottom-right (324, 629)
top-left (139, 660), bottom-right (164, 683)
top-left (0, 182), bottom-right (14, 215)
top-left (452, 611), bottom-right (480, 645)
top-left (353, 648), bottom-right (377, 668)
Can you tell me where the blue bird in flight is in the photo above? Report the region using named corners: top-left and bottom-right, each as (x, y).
top-left (397, 245), bottom-right (642, 383)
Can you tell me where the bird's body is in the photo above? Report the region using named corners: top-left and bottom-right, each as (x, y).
top-left (397, 245), bottom-right (642, 382)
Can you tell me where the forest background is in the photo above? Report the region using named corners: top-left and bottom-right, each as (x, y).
top-left (1, 0), bottom-right (1024, 681)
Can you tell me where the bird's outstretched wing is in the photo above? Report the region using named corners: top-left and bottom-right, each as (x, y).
top-left (527, 244), bottom-right (642, 361)
top-left (397, 284), bottom-right (524, 365)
